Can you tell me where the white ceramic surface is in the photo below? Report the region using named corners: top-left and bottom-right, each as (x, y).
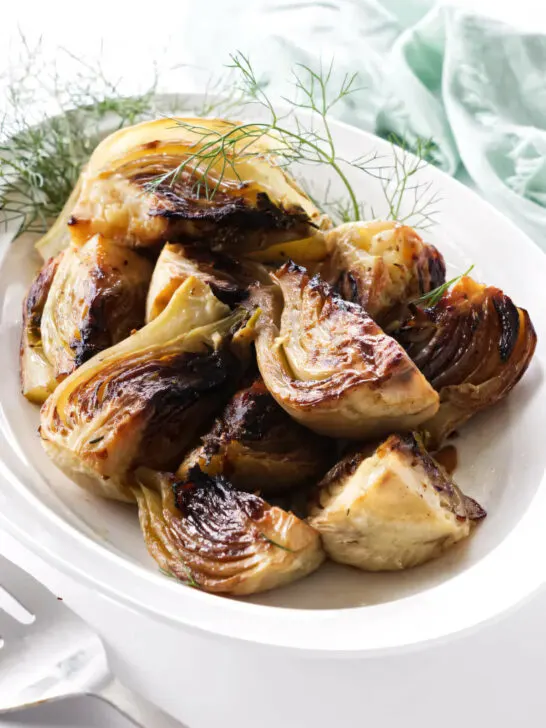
top-left (0, 103), bottom-right (545, 727)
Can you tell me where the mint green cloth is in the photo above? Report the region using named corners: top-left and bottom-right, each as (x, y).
top-left (186, 1), bottom-right (546, 249)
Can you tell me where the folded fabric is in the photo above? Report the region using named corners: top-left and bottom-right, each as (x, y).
top-left (185, 0), bottom-right (546, 249)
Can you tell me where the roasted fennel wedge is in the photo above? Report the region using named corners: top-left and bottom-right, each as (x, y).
top-left (178, 376), bottom-right (332, 494)
top-left (252, 262), bottom-right (439, 439)
top-left (20, 255), bottom-right (61, 404)
top-left (135, 466), bottom-right (325, 595)
top-left (40, 277), bottom-right (251, 501)
top-left (309, 433), bottom-right (485, 571)
top-left (67, 117), bottom-right (324, 251)
top-left (146, 242), bottom-right (270, 322)
top-left (323, 221), bottom-right (445, 325)
top-left (41, 234), bottom-right (153, 380)
top-left (393, 276), bottom-right (537, 447)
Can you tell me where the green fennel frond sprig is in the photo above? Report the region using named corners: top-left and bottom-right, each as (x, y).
top-left (159, 566), bottom-right (200, 589)
top-left (412, 265), bottom-right (475, 308)
top-left (299, 133), bottom-right (442, 228)
top-left (260, 533), bottom-right (295, 552)
top-left (146, 52), bottom-right (386, 222)
top-left (380, 135), bottom-right (443, 230)
top-left (316, 180), bottom-right (371, 225)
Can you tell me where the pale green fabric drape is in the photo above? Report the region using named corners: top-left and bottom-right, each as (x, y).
top-left (186, 0), bottom-right (546, 249)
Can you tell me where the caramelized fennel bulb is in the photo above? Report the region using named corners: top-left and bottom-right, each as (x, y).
top-left (323, 220), bottom-right (445, 325)
top-left (135, 466), bottom-right (325, 595)
top-left (392, 276), bottom-right (537, 447)
top-left (39, 277), bottom-right (249, 502)
top-left (66, 117), bottom-right (325, 250)
top-left (20, 255), bottom-right (61, 404)
top-left (178, 376), bottom-right (333, 494)
top-left (41, 234), bottom-right (153, 380)
top-left (309, 433), bottom-right (486, 571)
top-left (253, 262), bottom-right (439, 439)
top-left (146, 242), bottom-right (271, 322)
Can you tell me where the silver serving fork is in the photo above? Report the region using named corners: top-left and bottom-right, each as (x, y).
top-left (0, 554), bottom-right (185, 727)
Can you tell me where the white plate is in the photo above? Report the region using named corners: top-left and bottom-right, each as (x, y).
top-left (0, 99), bottom-right (545, 654)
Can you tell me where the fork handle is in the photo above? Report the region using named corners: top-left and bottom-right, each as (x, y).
top-left (92, 675), bottom-right (187, 728)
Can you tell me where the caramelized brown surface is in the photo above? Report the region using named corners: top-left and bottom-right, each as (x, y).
top-left (135, 467), bottom-right (324, 595)
top-left (253, 262), bottom-right (439, 438)
top-left (138, 169), bottom-right (312, 232)
top-left (20, 254), bottom-right (62, 403)
top-left (323, 222), bottom-right (446, 325)
top-left (22, 254), bottom-right (61, 350)
top-left (146, 242), bottom-right (270, 322)
top-left (42, 347), bottom-right (239, 479)
top-left (434, 444), bottom-right (458, 475)
top-left (39, 279), bottom-right (249, 501)
top-left (67, 117), bottom-right (322, 250)
top-left (179, 377), bottom-right (333, 493)
top-left (393, 276), bottom-right (537, 445)
top-left (41, 235), bottom-right (153, 379)
top-left (23, 104), bottom-right (540, 600)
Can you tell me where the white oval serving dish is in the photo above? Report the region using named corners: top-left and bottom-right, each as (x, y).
top-left (0, 102), bottom-right (544, 727)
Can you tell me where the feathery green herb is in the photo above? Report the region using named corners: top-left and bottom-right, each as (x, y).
top-left (159, 565), bottom-right (200, 589)
top-left (412, 265), bottom-right (475, 307)
top-left (302, 133), bottom-right (441, 228)
top-left (260, 533), bottom-right (294, 552)
top-left (146, 52), bottom-right (385, 221)
top-left (381, 135), bottom-right (443, 230)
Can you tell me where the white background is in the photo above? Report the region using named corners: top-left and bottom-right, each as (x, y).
top-left (0, 0), bottom-right (545, 71)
